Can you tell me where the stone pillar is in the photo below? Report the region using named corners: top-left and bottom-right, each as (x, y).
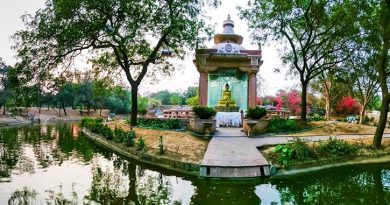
top-left (199, 72), bottom-right (208, 106)
top-left (248, 73), bottom-right (257, 107)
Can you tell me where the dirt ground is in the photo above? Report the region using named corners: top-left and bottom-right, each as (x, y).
top-left (0, 107), bottom-right (127, 123)
top-left (288, 121), bottom-right (390, 136)
top-left (106, 120), bottom-right (208, 164)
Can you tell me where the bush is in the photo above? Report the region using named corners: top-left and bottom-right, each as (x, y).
top-left (192, 106), bottom-right (216, 119)
top-left (137, 118), bottom-right (182, 130)
top-left (317, 137), bottom-right (359, 156)
top-left (309, 114), bottom-right (325, 121)
top-left (101, 125), bottom-right (113, 140)
top-left (267, 118), bottom-right (301, 133)
top-left (113, 127), bottom-right (126, 143)
top-left (125, 130), bottom-right (136, 147)
top-left (272, 138), bottom-right (315, 166)
top-left (137, 137), bottom-right (146, 151)
top-left (246, 107), bottom-right (267, 119)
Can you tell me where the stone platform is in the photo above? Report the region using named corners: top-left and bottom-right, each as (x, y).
top-left (200, 128), bottom-right (270, 178)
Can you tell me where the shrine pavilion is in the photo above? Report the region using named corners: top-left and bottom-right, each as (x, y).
top-left (194, 15), bottom-right (263, 113)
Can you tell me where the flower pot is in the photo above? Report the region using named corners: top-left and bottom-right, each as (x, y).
top-left (189, 118), bottom-right (216, 135)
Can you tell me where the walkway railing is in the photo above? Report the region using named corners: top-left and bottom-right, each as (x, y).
top-left (163, 109), bottom-right (195, 119)
top-left (267, 110), bottom-right (290, 119)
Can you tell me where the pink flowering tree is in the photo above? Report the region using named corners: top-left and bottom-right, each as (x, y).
top-left (336, 96), bottom-right (361, 115)
top-left (287, 90), bottom-right (301, 115)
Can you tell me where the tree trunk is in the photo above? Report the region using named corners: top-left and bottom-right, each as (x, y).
top-left (99, 108), bottom-right (102, 116)
top-left (2, 105), bottom-right (5, 115)
top-left (373, 96), bottom-right (390, 148)
top-left (87, 106), bottom-right (90, 116)
top-left (301, 82), bottom-right (308, 121)
top-left (325, 97), bottom-right (331, 121)
top-left (58, 106), bottom-right (61, 117)
top-left (359, 102), bottom-right (367, 124)
top-left (373, 0), bottom-right (390, 148)
top-left (130, 85), bottom-right (139, 128)
top-left (62, 104), bottom-right (67, 116)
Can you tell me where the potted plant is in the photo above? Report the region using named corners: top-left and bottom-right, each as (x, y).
top-left (243, 107), bottom-right (267, 136)
top-left (189, 106), bottom-right (217, 135)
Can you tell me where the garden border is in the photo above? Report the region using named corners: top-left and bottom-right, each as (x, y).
top-left (82, 128), bottom-right (200, 176)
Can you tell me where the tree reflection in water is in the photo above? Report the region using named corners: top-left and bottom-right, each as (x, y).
top-left (85, 156), bottom-right (174, 205)
top-left (271, 164), bottom-right (390, 205)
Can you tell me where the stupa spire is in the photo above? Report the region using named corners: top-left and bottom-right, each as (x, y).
top-left (222, 14), bottom-right (235, 34)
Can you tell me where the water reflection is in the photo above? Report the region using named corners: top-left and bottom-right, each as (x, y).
top-left (1, 123), bottom-right (390, 205)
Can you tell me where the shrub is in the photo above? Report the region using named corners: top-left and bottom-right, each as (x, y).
top-left (81, 117), bottom-right (95, 127)
top-left (125, 131), bottom-right (136, 147)
top-left (272, 138), bottom-right (315, 166)
top-left (137, 118), bottom-right (182, 130)
top-left (317, 137), bottom-right (359, 156)
top-left (159, 136), bottom-right (165, 154)
top-left (101, 125), bottom-right (113, 140)
top-left (246, 107), bottom-right (267, 119)
top-left (336, 96), bottom-right (361, 115)
top-left (113, 127), bottom-right (126, 143)
top-left (267, 118), bottom-right (301, 133)
top-left (137, 137), bottom-right (146, 151)
top-left (309, 114), bottom-right (325, 121)
top-left (192, 106), bottom-right (216, 119)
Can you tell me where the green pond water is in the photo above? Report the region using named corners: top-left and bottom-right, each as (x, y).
top-left (1, 123), bottom-right (390, 205)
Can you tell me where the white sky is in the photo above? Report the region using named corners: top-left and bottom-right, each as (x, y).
top-left (0, 0), bottom-right (297, 96)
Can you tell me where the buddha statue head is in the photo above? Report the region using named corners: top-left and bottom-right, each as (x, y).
top-left (225, 83), bottom-right (230, 91)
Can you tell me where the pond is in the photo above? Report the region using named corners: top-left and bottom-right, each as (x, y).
top-left (0, 123), bottom-right (389, 205)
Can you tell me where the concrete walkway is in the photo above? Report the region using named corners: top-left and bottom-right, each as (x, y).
top-left (200, 128), bottom-right (390, 178)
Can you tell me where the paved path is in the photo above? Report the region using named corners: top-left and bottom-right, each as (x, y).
top-left (201, 128), bottom-right (390, 168)
top-left (214, 127), bottom-right (245, 137)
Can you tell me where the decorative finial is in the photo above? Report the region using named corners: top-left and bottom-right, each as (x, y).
top-left (222, 14), bottom-right (235, 34)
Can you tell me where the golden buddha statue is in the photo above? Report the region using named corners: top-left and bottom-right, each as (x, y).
top-left (218, 83), bottom-right (237, 107)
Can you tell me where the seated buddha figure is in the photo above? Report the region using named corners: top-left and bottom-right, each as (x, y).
top-left (218, 83), bottom-right (237, 107)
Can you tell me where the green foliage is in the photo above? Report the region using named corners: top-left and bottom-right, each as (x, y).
top-left (317, 137), bottom-right (359, 157)
top-left (192, 106), bottom-right (216, 119)
top-left (113, 127), bottom-right (126, 143)
top-left (186, 95), bottom-right (199, 106)
top-left (137, 137), bottom-right (146, 151)
top-left (125, 131), bottom-right (136, 147)
top-left (272, 137), bottom-right (364, 166)
top-left (106, 86), bottom-right (131, 114)
top-left (159, 136), bottom-right (165, 154)
top-left (246, 107), bottom-right (266, 119)
top-left (136, 118), bottom-right (182, 130)
top-left (147, 98), bottom-right (162, 109)
top-left (309, 114), bottom-right (325, 122)
top-left (81, 117), bottom-right (113, 140)
top-left (267, 118), bottom-right (301, 133)
top-left (273, 138), bottom-right (315, 166)
top-left (101, 125), bottom-right (113, 140)
top-left (137, 96), bottom-right (149, 116)
top-left (170, 94), bottom-right (183, 105)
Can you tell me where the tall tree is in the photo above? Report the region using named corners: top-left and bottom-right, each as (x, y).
top-left (347, 49), bottom-right (380, 124)
top-left (241, 0), bottom-right (360, 120)
top-left (14, 0), bottom-right (218, 126)
top-left (368, 0), bottom-right (390, 148)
